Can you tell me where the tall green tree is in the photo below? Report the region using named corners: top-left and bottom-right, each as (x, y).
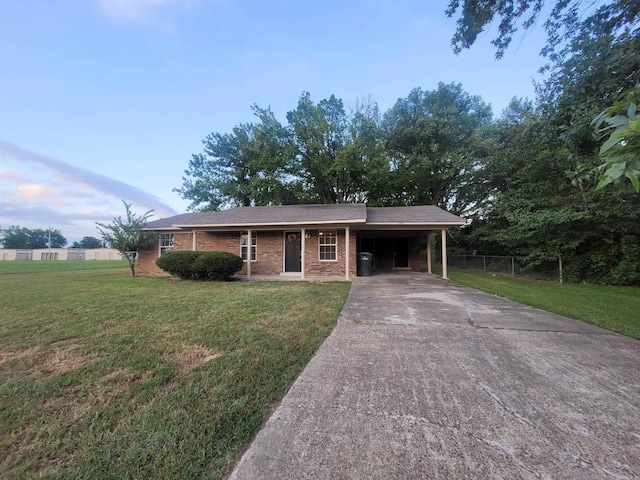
top-left (175, 106), bottom-right (302, 210)
top-left (446, 0), bottom-right (639, 61)
top-left (381, 82), bottom-right (492, 214)
top-left (287, 92), bottom-right (348, 203)
top-left (0, 226), bottom-right (66, 249)
top-left (175, 122), bottom-right (257, 211)
top-left (285, 92), bottom-right (389, 204)
top-left (71, 236), bottom-right (104, 249)
top-left (96, 202), bottom-right (153, 277)
top-left (446, 0), bottom-right (640, 190)
top-left (465, 99), bottom-right (640, 284)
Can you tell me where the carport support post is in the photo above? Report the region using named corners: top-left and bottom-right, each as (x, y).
top-left (345, 226), bottom-right (350, 280)
top-left (301, 228), bottom-right (306, 280)
top-left (247, 229), bottom-right (252, 278)
top-left (441, 229), bottom-right (448, 280)
top-left (426, 233), bottom-right (432, 274)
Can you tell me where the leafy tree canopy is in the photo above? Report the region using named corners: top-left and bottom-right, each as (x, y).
top-left (71, 236), bottom-right (104, 249)
top-left (446, 0), bottom-right (639, 61)
top-left (382, 82), bottom-right (493, 214)
top-left (0, 226), bottom-right (67, 249)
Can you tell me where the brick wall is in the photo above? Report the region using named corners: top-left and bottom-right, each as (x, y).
top-left (138, 232), bottom-right (193, 276)
top-left (408, 236), bottom-right (423, 272)
top-left (194, 231), bottom-right (284, 276)
top-left (303, 229), bottom-right (356, 278)
top-left (138, 229), bottom-right (358, 278)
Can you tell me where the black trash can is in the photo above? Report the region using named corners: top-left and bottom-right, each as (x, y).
top-left (358, 252), bottom-right (373, 276)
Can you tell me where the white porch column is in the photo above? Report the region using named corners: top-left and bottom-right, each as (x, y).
top-left (192, 231), bottom-right (197, 251)
top-left (247, 229), bottom-right (252, 278)
top-left (301, 228), bottom-right (306, 279)
top-left (427, 232), bottom-right (432, 274)
top-left (345, 226), bottom-right (350, 280)
top-left (441, 228), bottom-right (448, 280)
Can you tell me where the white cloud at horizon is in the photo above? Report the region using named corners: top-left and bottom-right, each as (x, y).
top-left (0, 140), bottom-right (178, 217)
top-left (0, 140), bottom-right (178, 241)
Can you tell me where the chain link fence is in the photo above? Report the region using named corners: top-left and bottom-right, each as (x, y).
top-left (445, 255), bottom-right (565, 283)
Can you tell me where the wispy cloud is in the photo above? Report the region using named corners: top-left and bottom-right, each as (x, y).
top-left (16, 184), bottom-right (60, 199)
top-left (0, 140), bottom-right (178, 217)
top-left (0, 169), bottom-right (27, 181)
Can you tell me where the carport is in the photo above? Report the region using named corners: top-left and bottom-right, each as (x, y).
top-left (354, 206), bottom-right (465, 279)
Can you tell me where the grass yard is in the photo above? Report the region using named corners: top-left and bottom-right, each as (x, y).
top-left (0, 259), bottom-right (130, 274)
top-left (0, 262), bottom-right (350, 478)
top-left (442, 267), bottom-right (640, 340)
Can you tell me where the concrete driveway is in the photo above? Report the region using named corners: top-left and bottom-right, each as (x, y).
top-left (230, 273), bottom-right (640, 479)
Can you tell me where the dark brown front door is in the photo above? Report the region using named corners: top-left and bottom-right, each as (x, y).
top-left (285, 232), bottom-right (301, 272)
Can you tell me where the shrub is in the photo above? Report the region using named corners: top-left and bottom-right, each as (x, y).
top-left (155, 251), bottom-right (202, 279)
top-left (191, 252), bottom-right (243, 281)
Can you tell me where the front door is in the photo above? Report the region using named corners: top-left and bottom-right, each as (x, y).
top-left (394, 238), bottom-right (409, 268)
top-left (285, 232), bottom-right (301, 272)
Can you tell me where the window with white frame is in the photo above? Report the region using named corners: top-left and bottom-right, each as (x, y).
top-left (159, 234), bottom-right (174, 256)
top-left (318, 230), bottom-right (337, 261)
top-left (241, 232), bottom-right (257, 261)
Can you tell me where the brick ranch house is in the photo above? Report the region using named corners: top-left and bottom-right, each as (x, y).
top-left (139, 204), bottom-right (465, 280)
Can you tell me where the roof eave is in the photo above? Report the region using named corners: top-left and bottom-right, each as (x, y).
top-left (170, 218), bottom-right (367, 229)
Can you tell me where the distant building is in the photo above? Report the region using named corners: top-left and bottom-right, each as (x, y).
top-left (0, 248), bottom-right (123, 261)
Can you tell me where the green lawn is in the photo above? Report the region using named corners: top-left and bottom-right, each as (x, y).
top-left (442, 267), bottom-right (640, 340)
top-left (0, 259), bottom-right (129, 274)
top-left (0, 262), bottom-right (350, 479)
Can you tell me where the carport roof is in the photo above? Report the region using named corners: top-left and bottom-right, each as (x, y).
top-left (145, 204), bottom-right (465, 230)
top-left (365, 206), bottom-right (465, 225)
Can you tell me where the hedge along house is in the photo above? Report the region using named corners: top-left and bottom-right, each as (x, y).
top-left (138, 204), bottom-right (466, 280)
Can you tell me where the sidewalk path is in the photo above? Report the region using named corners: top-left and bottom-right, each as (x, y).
top-left (230, 273), bottom-right (640, 479)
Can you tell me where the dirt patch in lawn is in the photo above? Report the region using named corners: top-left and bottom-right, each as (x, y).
top-left (0, 340), bottom-right (97, 379)
top-left (170, 344), bottom-right (222, 372)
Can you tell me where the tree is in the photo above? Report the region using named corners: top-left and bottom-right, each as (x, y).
top-left (0, 226), bottom-right (66, 249)
top-left (285, 92), bottom-right (390, 204)
top-left (446, 1), bottom-right (640, 188)
top-left (96, 202), bottom-right (153, 277)
top-left (175, 105), bottom-right (303, 211)
top-left (381, 82), bottom-right (492, 214)
top-left (591, 83), bottom-right (640, 192)
top-left (176, 93), bottom-right (390, 209)
top-left (459, 100), bottom-right (640, 284)
top-left (287, 92), bottom-right (348, 203)
top-left (71, 236), bottom-right (104, 249)
top-left (175, 123), bottom-right (257, 211)
top-left (446, 1), bottom-right (639, 60)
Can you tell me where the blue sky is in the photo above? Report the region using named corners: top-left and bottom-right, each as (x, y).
top-left (0, 0), bottom-right (547, 243)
